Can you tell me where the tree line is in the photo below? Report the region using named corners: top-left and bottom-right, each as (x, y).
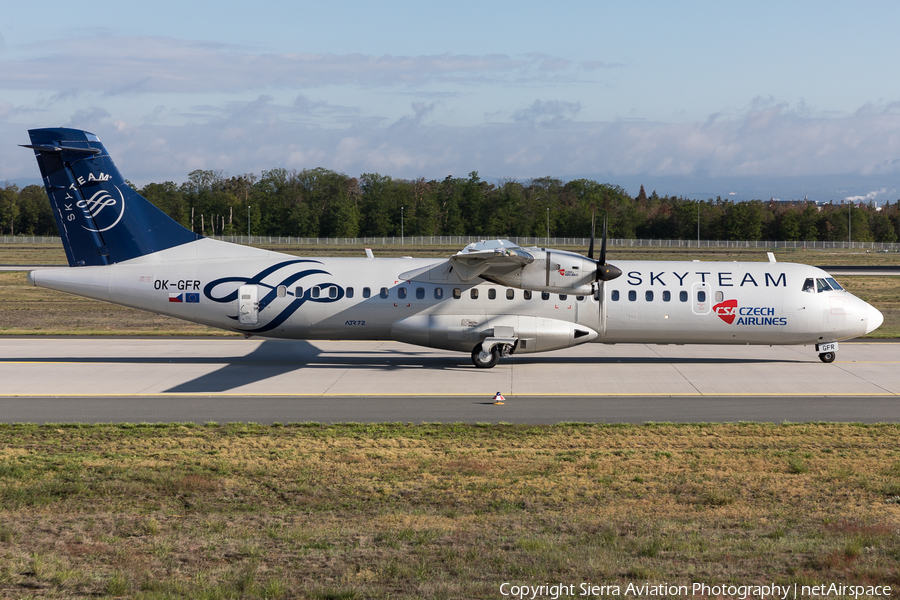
top-left (3, 170), bottom-right (900, 243)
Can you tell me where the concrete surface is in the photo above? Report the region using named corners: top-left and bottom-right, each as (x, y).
top-left (0, 338), bottom-right (898, 423)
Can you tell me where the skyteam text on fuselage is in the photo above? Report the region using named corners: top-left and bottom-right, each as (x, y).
top-left (23, 128), bottom-right (883, 368)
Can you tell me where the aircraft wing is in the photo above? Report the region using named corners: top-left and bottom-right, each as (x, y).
top-left (397, 240), bottom-right (534, 283)
top-left (448, 240), bottom-right (534, 282)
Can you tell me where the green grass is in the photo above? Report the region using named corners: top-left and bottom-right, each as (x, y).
top-left (1, 422), bottom-right (900, 598)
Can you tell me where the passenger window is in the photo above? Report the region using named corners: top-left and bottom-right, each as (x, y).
top-left (434, 288), bottom-right (443, 300)
top-left (398, 288), bottom-right (407, 299)
top-left (295, 286), bottom-right (303, 297)
top-left (826, 278), bottom-right (843, 291)
top-left (611, 290), bottom-right (620, 301)
top-left (541, 292), bottom-right (550, 301)
top-left (697, 290), bottom-right (706, 303)
top-left (329, 286), bottom-right (338, 299)
top-left (470, 289), bottom-right (479, 300)
top-left (312, 286), bottom-right (320, 298)
top-left (628, 290), bottom-right (637, 301)
top-left (663, 290), bottom-right (671, 302)
top-left (715, 291), bottom-right (724, 303)
top-left (524, 290), bottom-right (532, 300)
top-left (559, 294), bottom-right (567, 300)
top-left (416, 288), bottom-right (425, 299)
top-left (453, 288), bottom-right (461, 299)
top-left (576, 295), bottom-right (584, 301)
top-left (488, 288), bottom-right (496, 300)
top-left (679, 290), bottom-right (688, 302)
top-left (362, 287), bottom-right (371, 298)
top-left (816, 278), bottom-right (832, 293)
top-left (277, 285), bottom-right (286, 298)
top-left (380, 287), bottom-right (389, 299)
top-left (346, 287), bottom-right (354, 299)
top-left (646, 290), bottom-right (653, 301)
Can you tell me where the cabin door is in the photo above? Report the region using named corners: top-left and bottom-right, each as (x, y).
top-left (691, 281), bottom-right (711, 315)
top-left (238, 285), bottom-right (259, 326)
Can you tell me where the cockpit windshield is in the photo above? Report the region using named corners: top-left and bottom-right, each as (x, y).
top-left (825, 277), bottom-right (844, 291)
top-left (802, 276), bottom-right (844, 293)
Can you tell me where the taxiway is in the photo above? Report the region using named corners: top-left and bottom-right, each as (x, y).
top-left (0, 338), bottom-right (897, 423)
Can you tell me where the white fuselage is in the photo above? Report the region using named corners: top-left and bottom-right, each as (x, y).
top-left (28, 239), bottom-right (880, 355)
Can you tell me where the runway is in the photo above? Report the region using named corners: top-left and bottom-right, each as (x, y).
top-left (1, 337), bottom-right (898, 424)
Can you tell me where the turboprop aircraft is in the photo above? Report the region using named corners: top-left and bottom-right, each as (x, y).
top-left (22, 127), bottom-right (883, 368)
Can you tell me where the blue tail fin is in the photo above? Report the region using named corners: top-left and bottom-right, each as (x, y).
top-left (23, 128), bottom-right (200, 266)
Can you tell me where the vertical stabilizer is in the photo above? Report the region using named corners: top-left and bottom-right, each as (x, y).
top-left (23, 128), bottom-right (200, 266)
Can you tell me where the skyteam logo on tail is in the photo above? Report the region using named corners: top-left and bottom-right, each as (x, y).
top-left (78, 186), bottom-right (125, 233)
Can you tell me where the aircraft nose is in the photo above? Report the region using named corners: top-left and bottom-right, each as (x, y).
top-left (866, 303), bottom-right (884, 334)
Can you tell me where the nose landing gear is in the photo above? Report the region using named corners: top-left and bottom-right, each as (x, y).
top-left (818, 351), bottom-right (836, 363)
top-left (816, 342), bottom-right (838, 363)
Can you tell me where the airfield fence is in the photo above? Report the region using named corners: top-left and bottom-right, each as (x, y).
top-left (2, 234), bottom-right (899, 251)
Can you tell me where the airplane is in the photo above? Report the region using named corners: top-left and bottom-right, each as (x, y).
top-left (21, 127), bottom-right (883, 368)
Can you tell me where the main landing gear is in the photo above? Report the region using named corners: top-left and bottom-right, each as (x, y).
top-left (471, 341), bottom-right (515, 368)
top-left (471, 344), bottom-right (501, 368)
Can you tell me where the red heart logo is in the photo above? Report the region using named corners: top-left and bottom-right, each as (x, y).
top-left (713, 299), bottom-right (738, 324)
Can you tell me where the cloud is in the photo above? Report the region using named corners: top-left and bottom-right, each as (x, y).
top-left (66, 106), bottom-right (112, 128)
top-left (511, 99), bottom-right (583, 127)
top-left (4, 93), bottom-right (900, 203)
top-left (1, 36), bottom-right (588, 94)
top-left (844, 188), bottom-right (889, 202)
top-left (293, 94), bottom-right (360, 117)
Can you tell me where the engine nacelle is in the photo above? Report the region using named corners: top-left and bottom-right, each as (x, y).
top-left (391, 314), bottom-right (598, 354)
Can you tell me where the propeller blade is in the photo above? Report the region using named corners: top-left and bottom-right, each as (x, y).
top-left (599, 214), bottom-right (608, 267)
top-left (595, 212), bottom-right (622, 282)
top-left (587, 213), bottom-right (595, 260)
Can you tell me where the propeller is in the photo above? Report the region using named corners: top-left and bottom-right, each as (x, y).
top-left (587, 213), bottom-right (595, 260)
top-left (592, 213), bottom-right (622, 282)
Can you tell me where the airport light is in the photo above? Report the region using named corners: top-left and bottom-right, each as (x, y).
top-left (401, 206), bottom-right (404, 246)
top-left (248, 205), bottom-right (251, 240)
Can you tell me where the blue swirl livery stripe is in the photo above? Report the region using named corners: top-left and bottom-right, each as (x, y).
top-left (251, 283), bottom-right (345, 333)
top-left (203, 259), bottom-right (343, 333)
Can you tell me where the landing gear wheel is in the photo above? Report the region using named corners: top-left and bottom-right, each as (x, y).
top-left (819, 351), bottom-right (836, 363)
top-left (471, 344), bottom-right (501, 369)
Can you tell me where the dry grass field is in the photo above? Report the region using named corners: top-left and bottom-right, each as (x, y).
top-left (1, 243), bottom-right (897, 337)
top-left (1, 422), bottom-right (899, 599)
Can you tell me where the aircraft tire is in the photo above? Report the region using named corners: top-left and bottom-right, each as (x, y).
top-left (818, 351), bottom-right (836, 363)
top-left (471, 344), bottom-right (501, 368)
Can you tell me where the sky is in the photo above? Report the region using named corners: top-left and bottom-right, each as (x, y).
top-left (3, 0), bottom-right (900, 202)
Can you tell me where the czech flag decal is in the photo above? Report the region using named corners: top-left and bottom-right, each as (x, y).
top-left (169, 293), bottom-right (200, 303)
